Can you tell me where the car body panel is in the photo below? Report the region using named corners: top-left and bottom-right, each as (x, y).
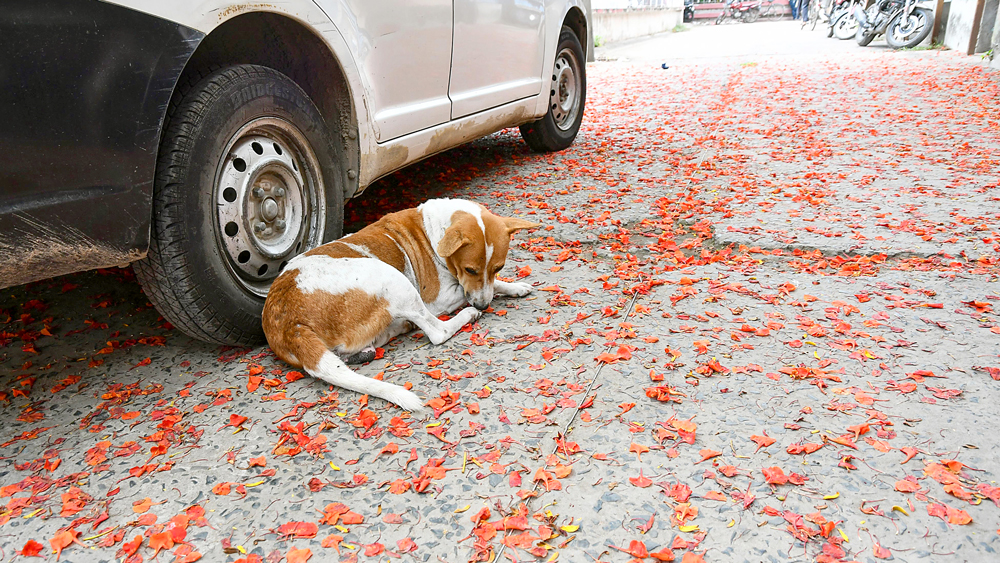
top-left (358, 97), bottom-right (540, 191)
top-left (0, 0), bottom-right (590, 288)
top-left (334, 0), bottom-right (454, 142)
top-left (0, 0), bottom-right (202, 289)
top-left (449, 0), bottom-right (545, 119)
top-left (361, 0), bottom-right (593, 187)
top-left (106, 1), bottom-right (593, 188)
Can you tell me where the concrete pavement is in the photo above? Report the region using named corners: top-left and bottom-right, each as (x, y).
top-left (2, 22), bottom-right (999, 563)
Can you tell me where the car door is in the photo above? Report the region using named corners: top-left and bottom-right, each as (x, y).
top-left (449, 0), bottom-right (545, 119)
top-left (335, 0), bottom-right (454, 141)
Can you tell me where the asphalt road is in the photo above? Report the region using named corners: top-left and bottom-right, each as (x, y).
top-left (2, 22), bottom-right (999, 563)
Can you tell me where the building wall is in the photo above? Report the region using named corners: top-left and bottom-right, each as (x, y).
top-left (979, 0), bottom-right (999, 52)
top-left (593, 3), bottom-right (685, 44)
top-left (992, 7), bottom-right (1000, 69)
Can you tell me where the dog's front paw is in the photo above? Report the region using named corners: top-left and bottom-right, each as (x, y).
top-left (459, 306), bottom-right (483, 323)
top-left (500, 281), bottom-right (533, 297)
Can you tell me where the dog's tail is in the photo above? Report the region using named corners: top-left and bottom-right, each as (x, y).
top-left (305, 350), bottom-right (424, 412)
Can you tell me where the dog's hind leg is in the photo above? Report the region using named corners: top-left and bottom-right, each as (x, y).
top-left (293, 327), bottom-right (424, 411)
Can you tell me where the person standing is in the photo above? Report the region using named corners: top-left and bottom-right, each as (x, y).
top-left (799, 0), bottom-right (810, 20)
top-left (789, 0), bottom-right (799, 18)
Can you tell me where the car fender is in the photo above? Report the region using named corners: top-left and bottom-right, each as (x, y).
top-left (534, 0), bottom-right (591, 119)
top-left (113, 1), bottom-right (374, 178)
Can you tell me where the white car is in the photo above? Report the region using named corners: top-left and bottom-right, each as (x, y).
top-left (1, 0), bottom-right (591, 344)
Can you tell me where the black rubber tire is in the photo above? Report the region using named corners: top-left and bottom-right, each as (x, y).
top-left (519, 27), bottom-right (586, 152)
top-left (134, 65), bottom-right (344, 345)
top-left (885, 8), bottom-right (932, 49)
top-left (856, 29), bottom-right (875, 46)
top-left (833, 11), bottom-right (859, 40)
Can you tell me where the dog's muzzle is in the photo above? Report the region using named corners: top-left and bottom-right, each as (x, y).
top-left (468, 287), bottom-right (493, 311)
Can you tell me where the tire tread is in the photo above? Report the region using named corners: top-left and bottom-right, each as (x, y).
top-left (135, 64), bottom-right (340, 345)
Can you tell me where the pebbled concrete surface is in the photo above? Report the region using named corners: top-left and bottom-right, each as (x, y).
top-left (2, 21), bottom-right (999, 563)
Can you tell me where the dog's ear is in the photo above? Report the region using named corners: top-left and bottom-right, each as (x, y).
top-left (437, 226), bottom-right (468, 258)
top-left (502, 216), bottom-right (541, 235)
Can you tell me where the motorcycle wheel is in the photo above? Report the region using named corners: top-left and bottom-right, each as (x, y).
top-left (747, 7), bottom-right (760, 23)
top-left (885, 8), bottom-right (933, 49)
top-left (856, 28), bottom-right (875, 46)
top-left (716, 14), bottom-right (724, 24)
top-left (833, 12), bottom-right (859, 40)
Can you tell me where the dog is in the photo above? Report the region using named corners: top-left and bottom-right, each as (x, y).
top-left (262, 198), bottom-right (539, 411)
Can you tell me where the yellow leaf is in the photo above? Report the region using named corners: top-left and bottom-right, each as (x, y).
top-left (244, 480), bottom-right (265, 487)
top-left (236, 545), bottom-right (247, 554)
top-left (727, 519), bottom-right (735, 528)
top-left (329, 462), bottom-right (340, 470)
top-left (426, 421), bottom-right (442, 428)
top-left (335, 525), bottom-right (349, 533)
top-left (455, 505), bottom-right (471, 513)
top-left (838, 528), bottom-right (849, 542)
top-left (81, 526), bottom-right (118, 541)
top-left (679, 525), bottom-right (699, 532)
top-left (23, 508), bottom-right (43, 519)
top-left (546, 552), bottom-right (559, 562)
top-left (891, 505), bottom-right (909, 516)
top-left (560, 525), bottom-right (580, 533)
top-left (823, 492), bottom-right (839, 500)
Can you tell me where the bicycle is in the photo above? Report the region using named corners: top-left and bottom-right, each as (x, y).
top-left (758, 0), bottom-right (781, 17)
top-left (801, 0), bottom-right (826, 29)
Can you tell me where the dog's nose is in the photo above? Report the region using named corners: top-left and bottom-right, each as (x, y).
top-left (473, 301), bottom-right (490, 311)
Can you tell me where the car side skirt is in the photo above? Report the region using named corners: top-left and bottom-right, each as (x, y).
top-left (358, 96), bottom-right (541, 192)
top-left (0, 0), bottom-right (202, 289)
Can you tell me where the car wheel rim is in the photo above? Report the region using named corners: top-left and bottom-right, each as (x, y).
top-left (550, 47), bottom-right (582, 131)
top-left (214, 117), bottom-right (326, 297)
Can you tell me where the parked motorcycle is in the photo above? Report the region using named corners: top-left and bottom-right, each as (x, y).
top-left (716, 0), bottom-right (762, 24)
top-left (854, 0), bottom-right (933, 48)
top-left (830, 0), bottom-right (863, 39)
top-left (824, 0), bottom-right (853, 37)
top-left (684, 0), bottom-right (695, 22)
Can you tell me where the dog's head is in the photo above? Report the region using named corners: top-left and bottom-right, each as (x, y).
top-left (429, 201), bottom-right (539, 310)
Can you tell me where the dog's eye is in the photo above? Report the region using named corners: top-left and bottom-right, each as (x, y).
top-left (464, 267), bottom-right (479, 276)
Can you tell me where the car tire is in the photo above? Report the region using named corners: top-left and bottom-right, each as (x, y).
top-left (134, 64), bottom-right (344, 345)
top-left (519, 26), bottom-right (586, 153)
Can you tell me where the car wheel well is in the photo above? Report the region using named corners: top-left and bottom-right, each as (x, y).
top-left (171, 12), bottom-right (359, 202)
top-left (563, 7), bottom-right (588, 56)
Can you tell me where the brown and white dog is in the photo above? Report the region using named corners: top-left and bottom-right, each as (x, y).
top-left (262, 198), bottom-right (539, 411)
